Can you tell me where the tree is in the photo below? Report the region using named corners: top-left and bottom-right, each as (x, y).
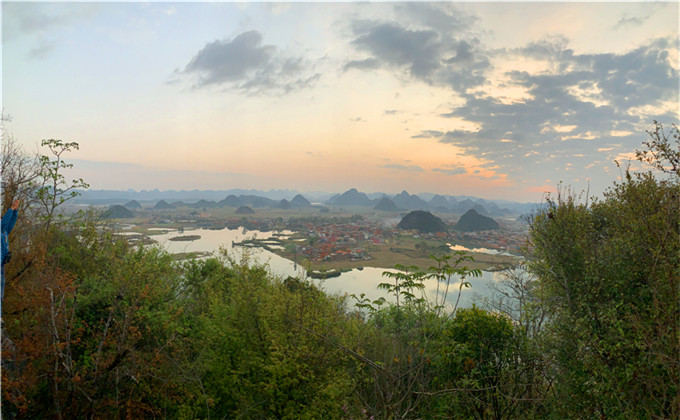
top-left (636, 120), bottom-right (679, 177)
top-left (480, 265), bottom-right (548, 339)
top-left (2, 216), bottom-right (190, 418)
top-left (36, 139), bottom-right (89, 231)
top-left (1, 114), bottom-right (43, 294)
top-left (176, 254), bottom-right (362, 419)
top-left (1, 113), bottom-right (41, 212)
top-left (527, 122), bottom-right (680, 418)
top-left (435, 306), bottom-right (518, 419)
top-left (347, 253), bottom-right (483, 418)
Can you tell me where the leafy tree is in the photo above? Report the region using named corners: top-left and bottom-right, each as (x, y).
top-left (636, 120), bottom-right (679, 177)
top-left (1, 113), bottom-right (41, 212)
top-left (3, 216), bottom-right (189, 418)
top-left (176, 254), bottom-right (362, 419)
top-left (348, 253), bottom-right (483, 418)
top-left (435, 306), bottom-right (518, 419)
top-left (36, 139), bottom-right (89, 231)
top-left (528, 122), bottom-right (680, 418)
top-left (480, 264), bottom-right (548, 339)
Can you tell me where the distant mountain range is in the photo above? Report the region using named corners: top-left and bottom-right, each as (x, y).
top-left (76, 188), bottom-right (325, 203)
top-left (75, 187), bottom-right (544, 216)
top-left (327, 188), bottom-right (373, 206)
top-left (327, 189), bottom-right (538, 216)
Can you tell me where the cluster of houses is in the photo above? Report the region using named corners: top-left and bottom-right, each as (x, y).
top-left (144, 211), bottom-right (528, 260)
top-left (295, 220), bottom-right (390, 262)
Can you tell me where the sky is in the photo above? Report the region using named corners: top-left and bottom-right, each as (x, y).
top-left (2, 1), bottom-right (679, 202)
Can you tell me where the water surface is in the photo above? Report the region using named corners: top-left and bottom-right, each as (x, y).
top-left (142, 227), bottom-right (504, 309)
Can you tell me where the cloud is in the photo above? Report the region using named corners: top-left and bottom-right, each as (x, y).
top-left (185, 31), bottom-right (274, 83)
top-left (182, 30), bottom-right (320, 95)
top-left (344, 58), bottom-right (380, 71)
top-left (411, 130), bottom-right (444, 139)
top-left (444, 40), bottom-right (475, 64)
top-left (433, 166), bottom-right (466, 176)
top-left (433, 37), bottom-right (678, 171)
top-left (162, 6), bottom-right (177, 16)
top-left (2, 2), bottom-right (99, 41)
top-left (393, 2), bottom-right (475, 36)
top-left (389, 31), bottom-right (678, 197)
top-left (509, 37), bottom-right (678, 109)
top-left (613, 4), bottom-right (665, 30)
top-left (3, 2), bottom-right (99, 60)
top-left (615, 15), bottom-right (645, 29)
top-left (350, 22), bottom-right (442, 78)
top-left (28, 39), bottom-right (56, 59)
top-left (344, 4), bottom-right (491, 92)
top-left (263, 3), bottom-right (291, 15)
top-left (382, 163), bottom-right (425, 173)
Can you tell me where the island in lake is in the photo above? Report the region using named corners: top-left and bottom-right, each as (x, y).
top-left (168, 235), bottom-right (201, 242)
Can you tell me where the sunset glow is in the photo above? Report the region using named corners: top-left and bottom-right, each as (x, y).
top-left (3, 2), bottom-right (678, 201)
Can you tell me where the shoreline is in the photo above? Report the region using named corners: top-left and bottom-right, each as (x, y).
top-left (123, 222), bottom-right (522, 274)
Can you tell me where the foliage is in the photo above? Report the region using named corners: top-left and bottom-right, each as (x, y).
top-left (480, 265), bottom-right (548, 339)
top-left (347, 254), bottom-right (485, 418)
top-left (35, 139), bottom-right (89, 231)
top-left (3, 217), bottom-right (189, 418)
top-left (527, 122), bottom-right (680, 418)
top-left (1, 113), bottom-right (41, 212)
top-left (176, 255), bottom-right (362, 419)
top-left (636, 120), bottom-right (679, 177)
top-left (434, 306), bottom-right (519, 419)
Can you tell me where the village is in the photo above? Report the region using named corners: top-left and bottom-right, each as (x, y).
top-left (220, 214), bottom-right (528, 268)
top-left (116, 202), bottom-right (527, 272)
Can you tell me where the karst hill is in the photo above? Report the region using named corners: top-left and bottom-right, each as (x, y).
top-left (454, 209), bottom-right (499, 232)
top-left (397, 210), bottom-right (448, 233)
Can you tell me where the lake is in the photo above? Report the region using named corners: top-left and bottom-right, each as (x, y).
top-left (139, 227), bottom-right (506, 309)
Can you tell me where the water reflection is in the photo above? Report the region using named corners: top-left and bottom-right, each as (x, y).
top-left (149, 227), bottom-right (304, 275)
top-left (318, 267), bottom-right (500, 310)
top-left (448, 243), bottom-right (515, 257)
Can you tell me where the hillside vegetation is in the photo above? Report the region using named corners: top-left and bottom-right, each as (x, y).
top-left (454, 208), bottom-right (499, 232)
top-left (103, 204), bottom-right (134, 219)
top-left (397, 210), bottom-right (447, 233)
top-left (1, 122), bottom-right (678, 419)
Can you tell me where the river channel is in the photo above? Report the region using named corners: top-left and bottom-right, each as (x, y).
top-left (127, 227), bottom-right (507, 309)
